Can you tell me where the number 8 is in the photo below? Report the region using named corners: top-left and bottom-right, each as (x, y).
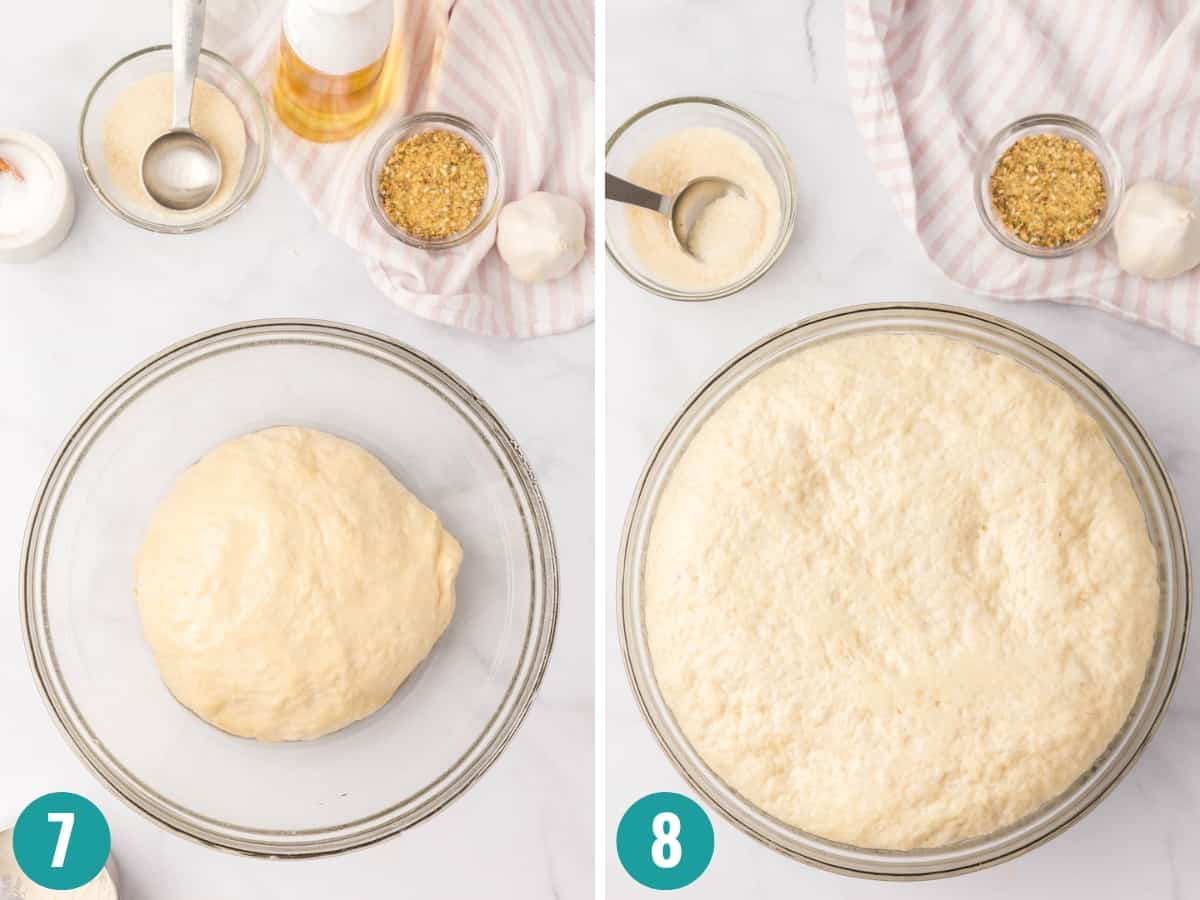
top-left (651, 812), bottom-right (681, 869)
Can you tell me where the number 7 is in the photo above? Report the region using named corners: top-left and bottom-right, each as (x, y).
top-left (47, 812), bottom-right (75, 868)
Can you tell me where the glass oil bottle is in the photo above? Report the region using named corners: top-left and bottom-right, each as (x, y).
top-left (273, 0), bottom-right (397, 143)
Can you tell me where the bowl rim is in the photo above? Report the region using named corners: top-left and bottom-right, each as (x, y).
top-left (20, 318), bottom-right (559, 858)
top-left (604, 95), bottom-right (799, 302)
top-left (973, 113), bottom-right (1125, 259)
top-left (363, 112), bottom-right (506, 250)
top-left (77, 45), bottom-right (271, 235)
top-left (616, 302), bottom-right (1190, 880)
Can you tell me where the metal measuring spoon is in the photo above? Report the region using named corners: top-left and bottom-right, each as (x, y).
top-left (605, 172), bottom-right (744, 257)
top-left (141, 0), bottom-right (222, 211)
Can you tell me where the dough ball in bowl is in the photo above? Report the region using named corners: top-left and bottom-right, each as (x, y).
top-left (135, 426), bottom-right (463, 742)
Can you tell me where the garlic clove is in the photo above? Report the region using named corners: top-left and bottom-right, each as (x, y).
top-left (1113, 180), bottom-right (1200, 280)
top-left (497, 191), bottom-right (587, 284)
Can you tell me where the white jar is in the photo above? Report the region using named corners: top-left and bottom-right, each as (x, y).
top-left (0, 130), bottom-right (75, 264)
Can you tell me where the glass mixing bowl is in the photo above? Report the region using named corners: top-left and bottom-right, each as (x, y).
top-left (605, 97), bottom-right (798, 301)
top-left (22, 321), bottom-right (557, 857)
top-left (617, 303), bottom-right (1190, 879)
top-left (79, 46), bottom-right (270, 234)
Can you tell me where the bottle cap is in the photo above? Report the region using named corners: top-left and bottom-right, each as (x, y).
top-left (310, 0), bottom-right (378, 14)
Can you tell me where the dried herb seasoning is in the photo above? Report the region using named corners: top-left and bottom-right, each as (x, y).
top-left (989, 134), bottom-right (1106, 248)
top-left (379, 129), bottom-right (487, 241)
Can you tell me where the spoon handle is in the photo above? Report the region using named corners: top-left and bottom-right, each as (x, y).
top-left (172, 0), bottom-right (207, 130)
top-left (605, 173), bottom-right (671, 216)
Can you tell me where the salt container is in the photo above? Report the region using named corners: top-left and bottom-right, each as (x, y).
top-left (0, 130), bottom-right (75, 263)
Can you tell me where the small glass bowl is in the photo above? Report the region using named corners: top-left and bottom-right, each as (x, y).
top-left (79, 46), bottom-right (269, 235)
top-left (605, 97), bottom-right (798, 301)
top-left (22, 320), bottom-right (558, 857)
top-left (364, 113), bottom-right (505, 250)
top-left (618, 304), bottom-right (1189, 879)
top-left (974, 114), bottom-right (1124, 259)
top-left (1, 826), bottom-right (119, 894)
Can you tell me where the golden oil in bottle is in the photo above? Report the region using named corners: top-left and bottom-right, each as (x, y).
top-left (273, 0), bottom-right (396, 143)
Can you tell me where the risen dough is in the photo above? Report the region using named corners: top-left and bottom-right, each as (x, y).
top-left (136, 427), bottom-right (462, 741)
top-left (645, 333), bottom-right (1158, 850)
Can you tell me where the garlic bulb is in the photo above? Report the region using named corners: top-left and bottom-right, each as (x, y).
top-left (497, 192), bottom-right (587, 283)
top-left (1113, 180), bottom-right (1200, 280)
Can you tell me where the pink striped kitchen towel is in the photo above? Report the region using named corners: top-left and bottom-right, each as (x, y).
top-left (846, 1), bottom-right (1200, 344)
top-left (207, 0), bottom-right (594, 338)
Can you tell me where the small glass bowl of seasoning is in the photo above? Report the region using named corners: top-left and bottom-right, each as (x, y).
top-left (605, 97), bottom-right (798, 301)
top-left (365, 113), bottom-right (504, 250)
top-left (974, 114), bottom-right (1123, 258)
top-left (79, 46), bottom-right (269, 234)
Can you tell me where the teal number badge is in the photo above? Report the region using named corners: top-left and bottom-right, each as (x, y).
top-left (617, 792), bottom-right (714, 890)
top-left (13, 793), bottom-right (111, 891)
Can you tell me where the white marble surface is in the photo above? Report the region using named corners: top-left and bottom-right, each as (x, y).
top-left (0, 3), bottom-right (592, 898)
top-left (606, 2), bottom-right (1199, 898)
